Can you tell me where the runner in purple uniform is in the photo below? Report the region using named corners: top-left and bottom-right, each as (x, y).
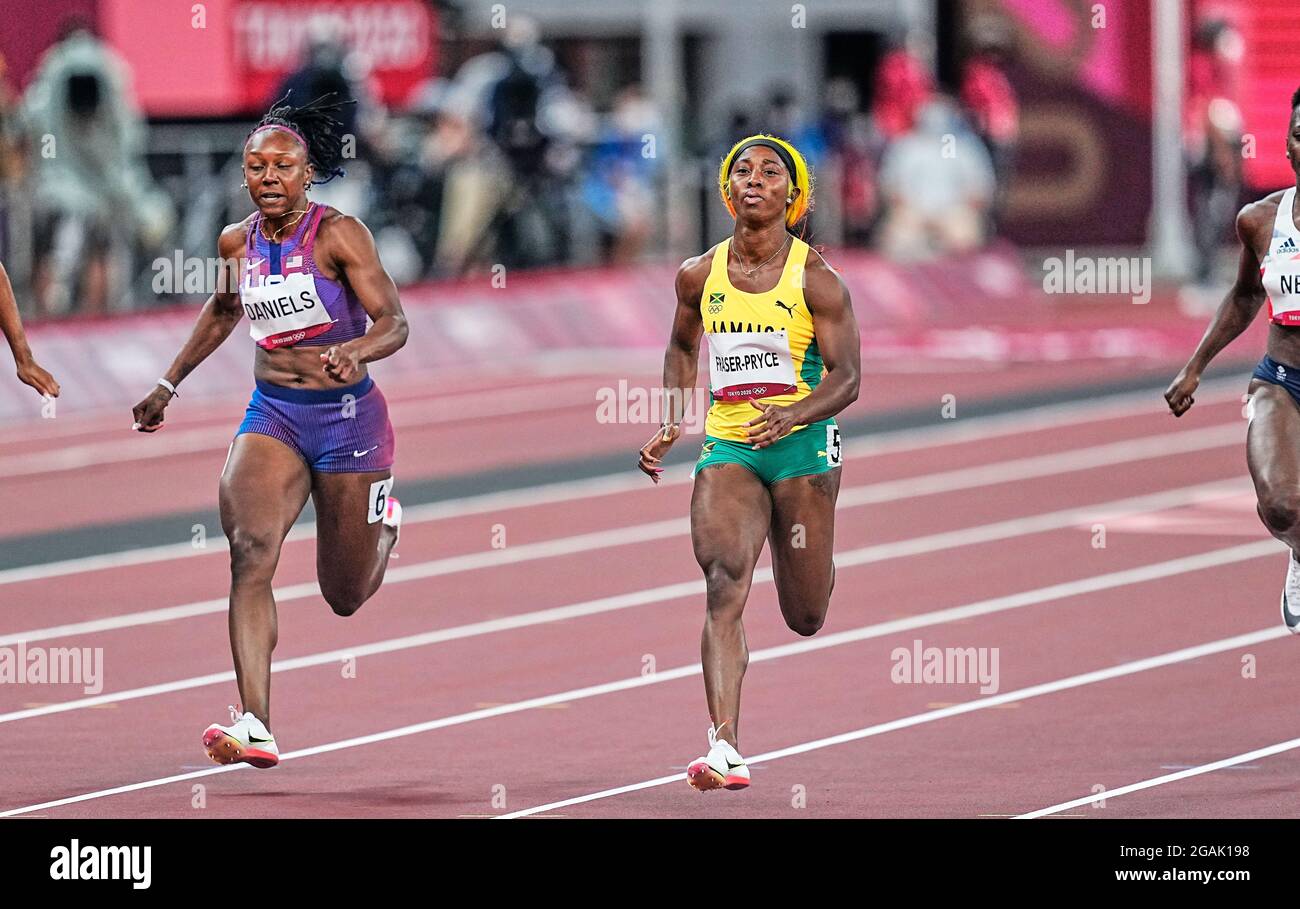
top-left (132, 95), bottom-right (409, 768)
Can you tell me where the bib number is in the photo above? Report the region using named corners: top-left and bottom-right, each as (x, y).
top-left (825, 425), bottom-right (842, 467)
top-left (367, 477), bottom-right (394, 525)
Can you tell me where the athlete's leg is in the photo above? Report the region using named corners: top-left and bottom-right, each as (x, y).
top-left (768, 466), bottom-right (842, 636)
top-left (1247, 381), bottom-right (1300, 550)
top-left (311, 469), bottom-right (398, 617)
top-left (219, 434), bottom-right (312, 730)
top-left (692, 463), bottom-right (771, 749)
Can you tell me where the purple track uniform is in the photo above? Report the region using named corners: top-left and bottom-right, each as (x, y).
top-left (234, 203), bottom-right (395, 472)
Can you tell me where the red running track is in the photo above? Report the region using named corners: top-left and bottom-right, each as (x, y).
top-left (1, 360), bottom-right (1296, 818)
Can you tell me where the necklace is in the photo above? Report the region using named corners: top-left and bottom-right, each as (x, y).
top-left (733, 234), bottom-right (789, 278)
top-left (261, 204), bottom-right (311, 243)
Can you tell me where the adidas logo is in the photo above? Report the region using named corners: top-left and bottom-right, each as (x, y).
top-left (1279, 365), bottom-right (1287, 380)
top-left (1280, 237), bottom-right (1298, 253)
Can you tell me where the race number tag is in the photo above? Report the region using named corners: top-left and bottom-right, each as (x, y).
top-left (825, 425), bottom-right (843, 467)
top-left (367, 477), bottom-right (394, 525)
top-left (242, 271), bottom-right (334, 349)
top-left (707, 330), bottom-right (797, 402)
top-left (1265, 236), bottom-right (1300, 325)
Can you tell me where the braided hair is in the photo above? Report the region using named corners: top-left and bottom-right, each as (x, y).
top-left (248, 92), bottom-right (354, 185)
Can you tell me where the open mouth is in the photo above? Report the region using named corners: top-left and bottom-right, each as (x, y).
top-left (259, 192), bottom-right (284, 203)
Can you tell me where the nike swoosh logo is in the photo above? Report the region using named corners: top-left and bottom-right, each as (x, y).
top-left (725, 757), bottom-right (745, 769)
top-left (248, 733), bottom-right (273, 744)
top-left (353, 447), bottom-right (378, 457)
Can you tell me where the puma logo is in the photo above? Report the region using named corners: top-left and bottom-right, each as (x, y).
top-left (774, 300), bottom-right (796, 317)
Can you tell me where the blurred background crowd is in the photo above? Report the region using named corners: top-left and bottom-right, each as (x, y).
top-left (0, 0), bottom-right (1281, 318)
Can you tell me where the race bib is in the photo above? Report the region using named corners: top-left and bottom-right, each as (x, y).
top-left (242, 271), bottom-right (334, 349)
top-left (707, 330), bottom-right (797, 402)
top-left (1266, 243), bottom-right (1300, 324)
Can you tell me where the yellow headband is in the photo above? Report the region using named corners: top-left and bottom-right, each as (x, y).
top-left (718, 133), bottom-right (812, 228)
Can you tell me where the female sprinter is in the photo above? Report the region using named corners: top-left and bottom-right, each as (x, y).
top-left (1, 260), bottom-right (60, 398)
top-left (1167, 85), bottom-right (1300, 635)
top-left (638, 135), bottom-right (861, 791)
top-left (131, 95), bottom-right (408, 768)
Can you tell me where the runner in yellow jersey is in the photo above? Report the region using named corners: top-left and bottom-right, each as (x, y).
top-left (637, 134), bottom-right (861, 791)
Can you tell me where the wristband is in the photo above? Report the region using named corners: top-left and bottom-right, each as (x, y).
top-left (157, 378), bottom-right (178, 398)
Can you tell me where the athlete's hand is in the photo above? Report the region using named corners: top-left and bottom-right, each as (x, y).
top-left (638, 423), bottom-right (681, 484)
top-left (131, 386), bottom-right (172, 433)
top-left (321, 344), bottom-right (363, 383)
top-left (745, 402), bottom-right (799, 448)
top-left (1164, 367), bottom-right (1200, 417)
top-left (15, 359), bottom-right (59, 398)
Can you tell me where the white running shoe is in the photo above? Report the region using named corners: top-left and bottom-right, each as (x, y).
top-left (202, 706), bottom-right (279, 768)
top-left (686, 724), bottom-right (750, 791)
top-left (384, 494), bottom-right (402, 551)
top-left (1282, 550), bottom-right (1300, 635)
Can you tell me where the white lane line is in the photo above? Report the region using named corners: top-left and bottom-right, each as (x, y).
top-left (1014, 739), bottom-right (1300, 818)
top-left (4, 578), bottom-right (1281, 818)
top-left (0, 383), bottom-right (1245, 587)
top-left (496, 626), bottom-right (1287, 818)
top-left (0, 500), bottom-right (1271, 728)
top-left (0, 419), bottom-right (1247, 643)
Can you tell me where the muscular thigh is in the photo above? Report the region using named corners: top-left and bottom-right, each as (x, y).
top-left (311, 469), bottom-right (393, 577)
top-left (1247, 381), bottom-right (1300, 498)
top-left (691, 463), bottom-right (772, 580)
top-left (768, 467), bottom-right (840, 611)
top-left (219, 433), bottom-right (312, 551)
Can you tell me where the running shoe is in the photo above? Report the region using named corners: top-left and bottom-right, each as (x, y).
top-left (202, 706), bottom-right (279, 768)
top-left (686, 724), bottom-right (750, 791)
top-left (384, 495), bottom-right (402, 550)
top-left (1283, 550), bottom-right (1300, 634)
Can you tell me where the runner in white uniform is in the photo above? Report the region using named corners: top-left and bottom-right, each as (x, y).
top-left (1167, 85), bottom-right (1300, 632)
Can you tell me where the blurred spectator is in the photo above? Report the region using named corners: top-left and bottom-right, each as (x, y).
top-left (763, 85), bottom-right (828, 167)
top-left (273, 24), bottom-right (386, 220)
top-left (426, 95), bottom-right (510, 275)
top-left (876, 99), bottom-right (995, 261)
top-left (582, 84), bottom-right (659, 264)
top-left (872, 42), bottom-right (933, 141)
top-left (0, 53), bottom-right (27, 269)
top-left (1184, 16), bottom-right (1243, 291)
top-left (22, 22), bottom-right (172, 315)
top-left (820, 78), bottom-right (880, 245)
top-left (0, 54), bottom-right (24, 189)
top-left (959, 19), bottom-right (1019, 230)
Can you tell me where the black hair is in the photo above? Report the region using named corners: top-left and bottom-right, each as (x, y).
top-left (249, 92), bottom-right (354, 184)
top-left (1292, 84), bottom-right (1300, 113)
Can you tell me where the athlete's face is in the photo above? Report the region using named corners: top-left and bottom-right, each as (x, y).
top-left (1289, 109), bottom-right (1300, 179)
top-left (242, 130), bottom-right (314, 218)
top-left (728, 147), bottom-right (798, 224)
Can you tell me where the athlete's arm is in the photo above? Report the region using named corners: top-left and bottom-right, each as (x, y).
top-left (132, 225), bottom-right (245, 431)
top-left (637, 253), bottom-right (709, 482)
top-left (746, 252), bottom-right (860, 448)
top-left (316, 214), bottom-right (408, 384)
top-left (0, 261), bottom-right (59, 397)
top-left (1165, 202), bottom-right (1270, 416)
